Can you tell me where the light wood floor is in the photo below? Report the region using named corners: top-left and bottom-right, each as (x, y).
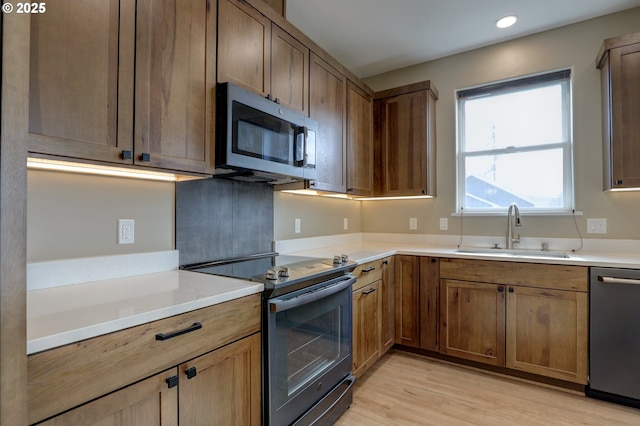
top-left (335, 350), bottom-right (640, 425)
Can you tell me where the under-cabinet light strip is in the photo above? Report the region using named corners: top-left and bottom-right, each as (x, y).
top-left (27, 158), bottom-right (179, 182)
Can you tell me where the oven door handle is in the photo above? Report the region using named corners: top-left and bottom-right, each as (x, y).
top-left (269, 276), bottom-right (356, 313)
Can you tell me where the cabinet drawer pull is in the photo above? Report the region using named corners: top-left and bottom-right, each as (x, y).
top-left (155, 322), bottom-right (202, 341)
top-left (382, 260), bottom-right (389, 265)
top-left (362, 288), bottom-right (376, 295)
top-left (185, 366), bottom-right (197, 379)
top-left (166, 375), bottom-right (178, 389)
top-left (362, 266), bottom-right (376, 273)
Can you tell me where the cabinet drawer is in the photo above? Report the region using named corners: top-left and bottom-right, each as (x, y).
top-left (28, 294), bottom-right (261, 424)
top-left (352, 259), bottom-right (383, 290)
top-left (439, 258), bottom-right (587, 292)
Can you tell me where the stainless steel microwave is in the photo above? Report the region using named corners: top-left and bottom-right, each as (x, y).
top-left (215, 83), bottom-right (317, 184)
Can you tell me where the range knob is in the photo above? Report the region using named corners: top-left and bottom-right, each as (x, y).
top-left (333, 255), bottom-right (342, 265)
top-left (265, 269), bottom-right (278, 280)
top-left (278, 267), bottom-right (290, 278)
top-left (341, 254), bottom-right (349, 263)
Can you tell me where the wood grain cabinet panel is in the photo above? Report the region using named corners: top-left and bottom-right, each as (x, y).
top-left (217, 0), bottom-right (271, 97)
top-left (28, 0), bottom-right (135, 164)
top-left (271, 24), bottom-right (309, 114)
top-left (179, 333), bottom-right (262, 426)
top-left (597, 31), bottom-right (640, 189)
top-left (439, 280), bottom-right (506, 366)
top-left (380, 257), bottom-right (396, 353)
top-left (374, 82), bottom-right (437, 197)
top-left (395, 255), bottom-right (420, 347)
top-left (135, 0), bottom-right (216, 173)
top-left (506, 286), bottom-right (587, 384)
top-left (39, 369), bottom-right (179, 426)
top-left (309, 53), bottom-right (348, 193)
top-left (352, 281), bottom-right (381, 377)
top-left (347, 82), bottom-right (374, 196)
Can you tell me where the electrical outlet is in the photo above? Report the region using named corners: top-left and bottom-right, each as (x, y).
top-left (343, 218), bottom-right (349, 230)
top-left (587, 218), bottom-right (607, 234)
top-left (294, 218), bottom-right (301, 234)
top-left (409, 218), bottom-right (418, 230)
top-left (440, 218), bottom-right (448, 231)
top-left (118, 219), bottom-right (135, 244)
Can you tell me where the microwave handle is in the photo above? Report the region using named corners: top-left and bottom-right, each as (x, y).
top-left (294, 127), bottom-right (305, 166)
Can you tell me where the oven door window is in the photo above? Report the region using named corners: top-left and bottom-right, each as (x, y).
top-left (272, 287), bottom-right (351, 407)
top-left (232, 102), bottom-right (296, 165)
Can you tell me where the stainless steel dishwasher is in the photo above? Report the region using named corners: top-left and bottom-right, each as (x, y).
top-left (588, 267), bottom-right (640, 408)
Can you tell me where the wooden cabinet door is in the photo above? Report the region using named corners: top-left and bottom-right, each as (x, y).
top-left (135, 0), bottom-right (215, 174)
top-left (395, 255), bottom-right (420, 347)
top-left (440, 280), bottom-right (505, 366)
top-left (380, 257), bottom-right (396, 354)
top-left (506, 286), bottom-right (587, 384)
top-left (377, 89), bottom-right (436, 196)
top-left (353, 281), bottom-right (381, 376)
top-left (607, 42), bottom-right (640, 188)
top-left (309, 53), bottom-right (347, 193)
top-left (40, 369), bottom-right (178, 426)
top-left (347, 82), bottom-right (374, 196)
top-left (28, 0), bottom-right (135, 164)
top-left (419, 257), bottom-right (439, 351)
top-left (271, 25), bottom-right (309, 114)
top-left (218, 0), bottom-right (271, 97)
top-left (179, 333), bottom-right (261, 426)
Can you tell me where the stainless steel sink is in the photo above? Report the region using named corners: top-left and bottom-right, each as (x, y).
top-left (455, 247), bottom-right (571, 259)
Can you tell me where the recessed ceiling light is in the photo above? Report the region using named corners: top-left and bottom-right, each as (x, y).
top-left (496, 15), bottom-right (518, 29)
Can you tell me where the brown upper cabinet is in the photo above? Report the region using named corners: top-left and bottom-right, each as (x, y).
top-left (218, 0), bottom-right (309, 114)
top-left (28, 0), bottom-right (216, 174)
top-left (597, 31), bottom-right (640, 190)
top-left (309, 53), bottom-right (348, 193)
top-left (347, 82), bottom-right (374, 196)
top-left (374, 81), bottom-right (438, 197)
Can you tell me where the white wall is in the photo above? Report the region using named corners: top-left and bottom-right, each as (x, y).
top-left (28, 170), bottom-right (174, 262)
top-left (274, 8), bottom-right (640, 241)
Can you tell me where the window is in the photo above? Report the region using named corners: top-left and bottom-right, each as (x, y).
top-left (456, 70), bottom-right (573, 213)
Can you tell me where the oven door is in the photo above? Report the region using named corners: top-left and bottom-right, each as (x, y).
top-left (264, 275), bottom-right (355, 426)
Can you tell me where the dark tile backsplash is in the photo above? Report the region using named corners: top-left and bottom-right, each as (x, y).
top-left (176, 178), bottom-right (274, 265)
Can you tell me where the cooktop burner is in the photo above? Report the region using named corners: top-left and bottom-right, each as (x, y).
top-left (181, 252), bottom-right (356, 297)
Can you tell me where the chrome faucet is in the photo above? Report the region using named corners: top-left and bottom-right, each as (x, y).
top-left (506, 203), bottom-right (522, 249)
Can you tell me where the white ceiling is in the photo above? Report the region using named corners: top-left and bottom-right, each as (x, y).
top-left (286, 0), bottom-right (640, 78)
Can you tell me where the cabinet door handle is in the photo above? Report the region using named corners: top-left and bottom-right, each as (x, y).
top-left (497, 287), bottom-right (504, 293)
top-left (508, 287), bottom-right (514, 293)
top-left (121, 150), bottom-right (132, 160)
top-left (362, 287), bottom-right (376, 295)
top-left (166, 375), bottom-right (178, 389)
top-left (140, 152), bottom-right (151, 162)
top-left (185, 366), bottom-right (197, 379)
top-left (155, 322), bottom-right (202, 341)
top-left (362, 266), bottom-right (376, 273)
top-left (382, 260), bottom-right (389, 265)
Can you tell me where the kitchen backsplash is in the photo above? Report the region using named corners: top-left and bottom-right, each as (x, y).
top-left (176, 178), bottom-right (274, 265)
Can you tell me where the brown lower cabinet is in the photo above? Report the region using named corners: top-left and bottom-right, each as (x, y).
top-left (439, 258), bottom-right (588, 384)
top-left (28, 295), bottom-right (262, 425)
top-left (352, 256), bottom-right (394, 377)
top-left (394, 255), bottom-right (439, 351)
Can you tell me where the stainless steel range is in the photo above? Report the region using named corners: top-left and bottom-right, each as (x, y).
top-left (182, 253), bottom-right (357, 425)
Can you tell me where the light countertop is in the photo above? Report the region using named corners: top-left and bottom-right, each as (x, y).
top-left (27, 269), bottom-right (262, 355)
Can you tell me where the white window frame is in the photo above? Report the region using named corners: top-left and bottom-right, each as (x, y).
top-left (456, 69), bottom-right (574, 214)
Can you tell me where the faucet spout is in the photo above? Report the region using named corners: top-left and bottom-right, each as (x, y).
top-left (506, 203), bottom-right (522, 249)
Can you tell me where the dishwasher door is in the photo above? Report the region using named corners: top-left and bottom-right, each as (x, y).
top-left (588, 267), bottom-right (640, 407)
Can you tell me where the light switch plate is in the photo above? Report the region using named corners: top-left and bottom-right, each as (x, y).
top-left (294, 218), bottom-right (301, 234)
top-left (587, 218), bottom-right (607, 234)
top-left (409, 218), bottom-right (418, 230)
top-left (343, 218), bottom-right (348, 230)
top-left (440, 218), bottom-right (448, 231)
